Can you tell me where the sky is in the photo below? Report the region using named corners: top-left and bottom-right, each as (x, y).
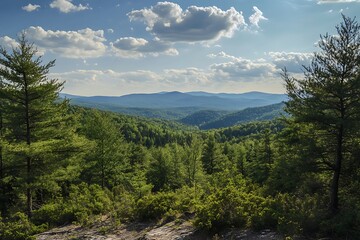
top-left (0, 0), bottom-right (359, 96)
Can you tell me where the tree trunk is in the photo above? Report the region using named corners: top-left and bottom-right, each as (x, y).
top-left (330, 124), bottom-right (343, 214)
top-left (0, 112), bottom-right (3, 179)
top-left (0, 145), bottom-right (3, 179)
top-left (24, 73), bottom-right (32, 217)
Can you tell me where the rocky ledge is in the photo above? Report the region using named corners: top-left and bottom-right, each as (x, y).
top-left (36, 218), bottom-right (287, 240)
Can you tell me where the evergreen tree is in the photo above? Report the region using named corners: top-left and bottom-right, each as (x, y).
top-left (81, 109), bottom-right (127, 189)
top-left (0, 35), bottom-right (87, 216)
top-left (283, 15), bottom-right (360, 213)
top-left (201, 134), bottom-right (224, 174)
top-left (184, 136), bottom-right (204, 188)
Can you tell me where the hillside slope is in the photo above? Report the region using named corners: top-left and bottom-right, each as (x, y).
top-left (200, 102), bottom-right (285, 130)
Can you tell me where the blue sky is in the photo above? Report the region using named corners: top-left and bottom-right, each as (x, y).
top-left (0, 0), bottom-right (359, 96)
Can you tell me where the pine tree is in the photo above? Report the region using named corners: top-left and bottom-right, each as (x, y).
top-left (81, 109), bottom-right (127, 189)
top-left (283, 15), bottom-right (360, 213)
top-left (0, 35), bottom-right (87, 216)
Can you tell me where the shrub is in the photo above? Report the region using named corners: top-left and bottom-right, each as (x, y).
top-left (136, 191), bottom-right (177, 221)
top-left (33, 183), bottom-right (113, 227)
top-left (271, 193), bottom-right (323, 236)
top-left (195, 181), bottom-right (276, 230)
top-left (0, 212), bottom-right (46, 240)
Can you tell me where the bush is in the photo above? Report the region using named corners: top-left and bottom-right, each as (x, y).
top-left (195, 181), bottom-right (276, 230)
top-left (0, 212), bottom-right (46, 240)
top-left (32, 199), bottom-right (74, 226)
top-left (136, 191), bottom-right (177, 221)
top-left (33, 183), bottom-right (113, 227)
top-left (112, 186), bottom-right (136, 221)
top-left (271, 193), bottom-right (323, 236)
top-left (320, 207), bottom-right (360, 239)
top-left (67, 183), bottom-right (113, 225)
top-left (135, 186), bottom-right (199, 222)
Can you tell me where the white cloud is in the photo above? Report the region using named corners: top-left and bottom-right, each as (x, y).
top-left (208, 51), bottom-right (239, 61)
top-left (249, 6), bottom-right (268, 28)
top-left (50, 0), bottom-right (91, 13)
top-left (268, 52), bottom-right (313, 73)
top-left (317, 0), bottom-right (360, 3)
top-left (107, 29), bottom-right (114, 34)
top-left (0, 36), bottom-right (19, 50)
top-left (24, 26), bottom-right (107, 58)
top-left (209, 52), bottom-right (277, 79)
top-left (52, 69), bottom-right (163, 95)
top-left (163, 68), bottom-right (212, 85)
top-left (127, 2), bottom-right (246, 42)
top-left (22, 4), bottom-right (41, 12)
top-left (111, 37), bottom-right (178, 58)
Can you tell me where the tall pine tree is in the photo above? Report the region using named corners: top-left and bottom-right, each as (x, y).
top-left (0, 35), bottom-right (87, 216)
top-left (283, 15), bottom-right (360, 213)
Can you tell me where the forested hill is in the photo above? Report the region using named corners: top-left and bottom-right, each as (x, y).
top-left (60, 92), bottom-right (287, 127)
top-left (180, 102), bottom-right (285, 129)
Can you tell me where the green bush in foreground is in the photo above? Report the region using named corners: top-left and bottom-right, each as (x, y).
top-left (0, 212), bottom-right (46, 240)
top-left (195, 181), bottom-right (277, 230)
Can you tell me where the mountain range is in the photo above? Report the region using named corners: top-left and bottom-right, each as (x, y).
top-left (60, 91), bottom-right (287, 129)
top-left (61, 91), bottom-right (286, 110)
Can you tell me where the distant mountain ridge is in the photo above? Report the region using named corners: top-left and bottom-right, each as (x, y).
top-left (60, 91), bottom-right (287, 111)
top-left (60, 91), bottom-right (287, 127)
top-left (199, 102), bottom-right (286, 130)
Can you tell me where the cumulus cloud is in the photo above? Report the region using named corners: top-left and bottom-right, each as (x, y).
top-left (249, 6), bottom-right (268, 28)
top-left (127, 2), bottom-right (246, 42)
top-left (209, 52), bottom-right (276, 79)
top-left (52, 69), bottom-right (162, 95)
top-left (50, 0), bottom-right (91, 13)
top-left (0, 36), bottom-right (19, 50)
top-left (208, 51), bottom-right (239, 61)
top-left (268, 52), bottom-right (313, 73)
top-left (111, 37), bottom-right (178, 58)
top-left (24, 26), bottom-right (107, 58)
top-left (317, 0), bottom-right (360, 3)
top-left (22, 4), bottom-right (41, 12)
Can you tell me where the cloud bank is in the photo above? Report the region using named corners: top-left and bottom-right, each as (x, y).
top-left (268, 52), bottom-right (313, 73)
top-left (24, 26), bottom-right (106, 58)
top-left (111, 37), bottom-right (178, 58)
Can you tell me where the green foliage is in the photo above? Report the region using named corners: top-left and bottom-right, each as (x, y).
top-left (283, 15), bottom-right (360, 213)
top-left (81, 109), bottom-right (128, 188)
top-left (32, 183), bottom-right (112, 226)
top-left (0, 212), bottom-right (46, 240)
top-left (0, 36), bottom-right (89, 216)
top-left (320, 207), bottom-right (360, 239)
top-left (136, 191), bottom-right (177, 221)
top-left (135, 186), bottom-right (198, 222)
top-left (272, 193), bottom-right (324, 236)
top-left (179, 110), bottom-right (227, 127)
top-left (195, 179), bottom-right (276, 230)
